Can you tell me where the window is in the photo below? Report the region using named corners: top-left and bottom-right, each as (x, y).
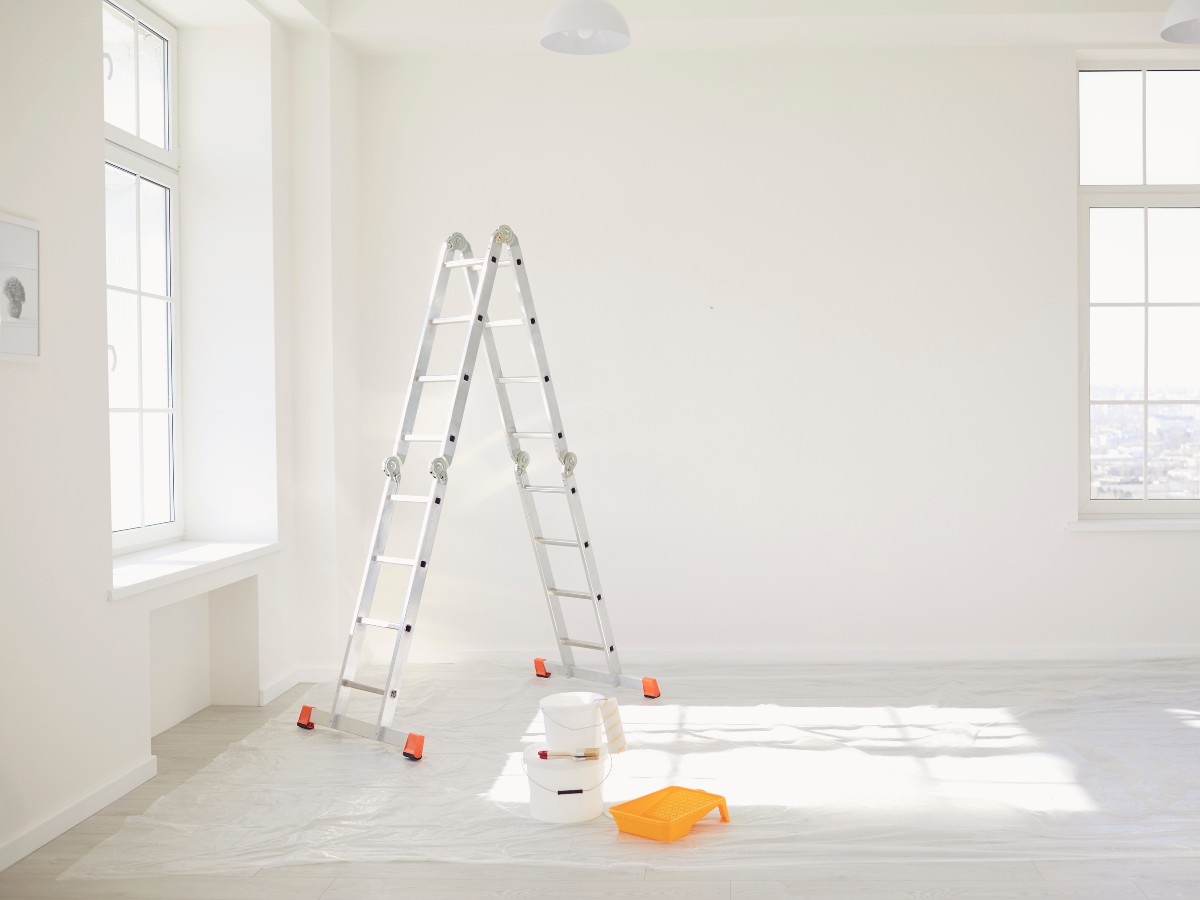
top-left (103, 0), bottom-right (180, 549)
top-left (1079, 67), bottom-right (1200, 514)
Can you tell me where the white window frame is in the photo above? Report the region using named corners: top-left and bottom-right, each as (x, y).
top-left (105, 0), bottom-right (182, 552)
top-left (102, 0), bottom-right (178, 169)
top-left (1078, 60), bottom-right (1200, 518)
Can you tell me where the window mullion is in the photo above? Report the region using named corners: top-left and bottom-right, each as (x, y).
top-left (134, 174), bottom-right (145, 529)
top-left (1143, 206), bottom-right (1150, 500)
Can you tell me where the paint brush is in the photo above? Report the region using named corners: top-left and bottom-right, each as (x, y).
top-left (537, 748), bottom-right (600, 760)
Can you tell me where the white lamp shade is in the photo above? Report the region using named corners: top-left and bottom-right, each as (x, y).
top-left (541, 0), bottom-right (630, 55)
top-left (1162, 0), bottom-right (1200, 42)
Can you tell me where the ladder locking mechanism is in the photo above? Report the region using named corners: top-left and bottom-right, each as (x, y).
top-left (430, 455), bottom-right (450, 484)
top-left (382, 455), bottom-right (403, 482)
top-left (559, 450), bottom-right (578, 477)
top-left (446, 232), bottom-right (468, 253)
top-left (493, 224), bottom-right (515, 245)
top-left (512, 449), bottom-right (530, 476)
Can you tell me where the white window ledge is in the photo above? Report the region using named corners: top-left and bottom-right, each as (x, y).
top-left (1067, 519), bottom-right (1200, 533)
top-left (112, 541), bottom-right (280, 603)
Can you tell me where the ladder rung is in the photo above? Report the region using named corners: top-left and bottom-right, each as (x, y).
top-left (511, 432), bottom-right (555, 439)
top-left (431, 315), bottom-right (472, 325)
top-left (524, 485), bottom-right (567, 493)
top-left (560, 638), bottom-right (606, 651)
top-left (341, 678), bottom-right (386, 695)
top-left (374, 555), bottom-right (416, 567)
top-left (445, 257), bottom-right (515, 269)
top-left (389, 494), bottom-right (430, 503)
top-left (485, 318), bottom-right (528, 328)
top-left (358, 616), bottom-right (403, 630)
top-left (497, 376), bottom-right (543, 384)
top-left (417, 375), bottom-right (458, 383)
top-left (549, 589), bottom-right (593, 600)
top-left (536, 537), bottom-right (580, 547)
top-left (402, 434), bottom-right (443, 442)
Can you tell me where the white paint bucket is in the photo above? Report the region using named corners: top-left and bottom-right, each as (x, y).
top-left (523, 743), bottom-right (608, 823)
top-left (539, 691), bottom-right (605, 753)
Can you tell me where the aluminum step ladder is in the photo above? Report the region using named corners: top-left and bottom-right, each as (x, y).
top-left (297, 225), bottom-right (660, 758)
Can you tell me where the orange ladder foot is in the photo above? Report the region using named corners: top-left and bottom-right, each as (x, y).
top-left (642, 677), bottom-right (661, 699)
top-left (296, 705), bottom-right (315, 730)
top-left (534, 657), bottom-right (550, 678)
top-left (403, 733), bottom-right (425, 760)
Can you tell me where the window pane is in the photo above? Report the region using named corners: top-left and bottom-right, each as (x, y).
top-left (1090, 307), bottom-right (1144, 401)
top-left (1090, 208), bottom-right (1145, 303)
top-left (1148, 405), bottom-right (1200, 499)
top-left (1148, 307), bottom-right (1200, 400)
top-left (1146, 71), bottom-right (1200, 185)
top-left (110, 411), bottom-right (141, 531)
top-left (139, 178), bottom-right (169, 296)
top-left (102, 2), bottom-right (136, 135)
top-left (1148, 208), bottom-right (1200, 303)
top-left (105, 164), bottom-right (137, 290)
top-left (138, 25), bottom-right (167, 149)
top-left (1090, 404), bottom-right (1145, 499)
top-left (141, 296), bottom-right (171, 408)
top-left (143, 412), bottom-right (174, 526)
top-left (1079, 71), bottom-right (1143, 185)
top-left (107, 289), bottom-right (139, 407)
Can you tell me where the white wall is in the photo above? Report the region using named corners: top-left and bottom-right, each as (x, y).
top-left (0, 0), bottom-right (315, 867)
top-left (150, 595), bottom-right (211, 735)
top-left (0, 0), bottom-right (154, 865)
top-left (354, 44), bottom-right (1200, 663)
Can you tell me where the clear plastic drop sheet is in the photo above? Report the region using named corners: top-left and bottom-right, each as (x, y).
top-left (64, 659), bottom-right (1200, 877)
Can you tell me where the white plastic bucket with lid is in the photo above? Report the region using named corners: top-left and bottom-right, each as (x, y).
top-left (539, 691), bottom-right (605, 753)
top-left (523, 742), bottom-right (608, 823)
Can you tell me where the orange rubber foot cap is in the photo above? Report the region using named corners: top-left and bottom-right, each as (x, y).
top-left (534, 657), bottom-right (550, 678)
top-left (403, 733), bottom-right (425, 760)
top-left (642, 677), bottom-right (661, 699)
top-left (296, 705), bottom-right (315, 730)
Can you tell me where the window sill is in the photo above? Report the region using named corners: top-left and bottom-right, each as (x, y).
top-left (111, 540), bottom-right (280, 603)
top-left (1067, 519), bottom-right (1200, 533)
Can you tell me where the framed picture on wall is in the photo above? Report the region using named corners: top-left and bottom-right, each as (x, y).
top-left (0, 212), bottom-right (40, 360)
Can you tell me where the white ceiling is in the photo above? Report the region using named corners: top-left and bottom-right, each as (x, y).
top-left (321, 0), bottom-right (1190, 54)
top-left (329, 0), bottom-right (1178, 54)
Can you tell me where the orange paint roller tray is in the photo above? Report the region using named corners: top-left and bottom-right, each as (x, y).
top-left (609, 787), bottom-right (729, 842)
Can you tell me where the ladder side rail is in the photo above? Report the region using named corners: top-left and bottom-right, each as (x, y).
top-left (375, 236), bottom-right (506, 733)
top-left (466, 252), bottom-right (579, 677)
top-left (395, 236), bottom-right (468, 458)
top-left (331, 236), bottom-right (459, 724)
top-left (373, 469), bottom-right (445, 734)
top-left (507, 236), bottom-right (623, 683)
top-left (561, 476), bottom-right (623, 683)
top-left (434, 235), bottom-right (503, 468)
top-left (468, 270), bottom-right (576, 676)
top-left (507, 236), bottom-right (569, 461)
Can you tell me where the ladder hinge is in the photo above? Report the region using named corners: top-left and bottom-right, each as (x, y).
top-left (382, 455), bottom-right (402, 482)
top-left (512, 449), bottom-right (530, 476)
top-left (430, 455), bottom-right (450, 484)
top-left (559, 450), bottom-right (577, 477)
top-left (446, 232), bottom-right (468, 253)
top-left (493, 224), bottom-right (515, 245)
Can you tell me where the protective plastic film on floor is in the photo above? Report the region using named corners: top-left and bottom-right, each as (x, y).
top-left (65, 659), bottom-right (1200, 877)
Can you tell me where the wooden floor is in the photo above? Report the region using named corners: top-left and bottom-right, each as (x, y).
top-left (2, 686), bottom-right (1200, 899)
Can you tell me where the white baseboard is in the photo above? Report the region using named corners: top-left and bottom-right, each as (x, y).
top-left (259, 666), bottom-right (338, 705)
top-left (0, 755), bottom-right (157, 872)
top-left (406, 645), bottom-right (1200, 666)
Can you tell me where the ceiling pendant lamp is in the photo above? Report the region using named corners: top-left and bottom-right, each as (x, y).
top-left (1162, 0), bottom-right (1200, 42)
top-left (541, 0), bottom-right (630, 55)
